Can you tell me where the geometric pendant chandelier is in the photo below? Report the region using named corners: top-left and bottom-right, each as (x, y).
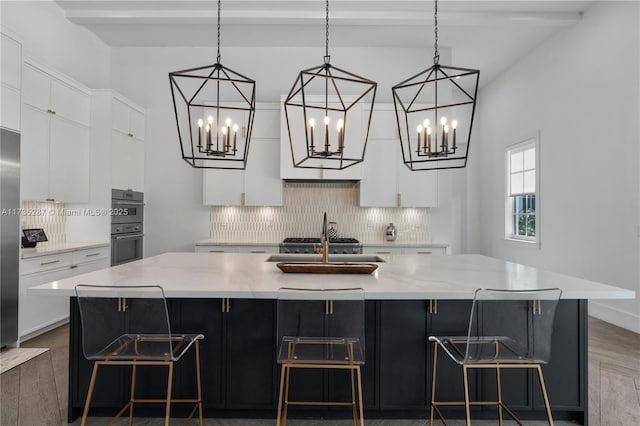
top-left (169, 0), bottom-right (256, 169)
top-left (284, 0), bottom-right (377, 170)
top-left (392, 0), bottom-right (479, 171)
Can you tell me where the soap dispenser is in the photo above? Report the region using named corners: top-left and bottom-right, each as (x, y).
top-left (385, 223), bottom-right (397, 241)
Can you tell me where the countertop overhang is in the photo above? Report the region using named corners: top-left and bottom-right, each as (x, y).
top-left (28, 252), bottom-right (635, 300)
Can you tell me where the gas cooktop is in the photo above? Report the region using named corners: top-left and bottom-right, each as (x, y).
top-left (282, 237), bottom-right (360, 244)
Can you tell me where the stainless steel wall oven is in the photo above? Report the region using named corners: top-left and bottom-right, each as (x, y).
top-left (111, 189), bottom-right (144, 266)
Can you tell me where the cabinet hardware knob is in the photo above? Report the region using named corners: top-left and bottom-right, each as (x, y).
top-left (128, 133), bottom-right (134, 137)
top-left (70, 264), bottom-right (78, 269)
top-left (40, 260), bottom-right (60, 266)
top-left (85, 253), bottom-right (100, 257)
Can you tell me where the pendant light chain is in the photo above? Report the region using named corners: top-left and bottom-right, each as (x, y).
top-left (217, 0), bottom-right (221, 63)
top-left (324, 0), bottom-right (330, 63)
top-left (433, 0), bottom-right (440, 65)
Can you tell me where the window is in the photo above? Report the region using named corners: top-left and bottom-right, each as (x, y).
top-left (506, 138), bottom-right (538, 243)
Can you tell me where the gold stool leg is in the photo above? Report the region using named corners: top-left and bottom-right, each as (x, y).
top-left (350, 367), bottom-right (358, 426)
top-left (276, 365), bottom-right (286, 426)
top-left (81, 361), bottom-right (100, 426)
top-left (283, 365), bottom-right (292, 426)
top-left (356, 365), bottom-right (365, 426)
top-left (430, 342), bottom-right (439, 426)
top-left (536, 365), bottom-right (554, 426)
top-left (463, 365), bottom-right (471, 426)
top-left (129, 363), bottom-right (137, 426)
top-left (496, 366), bottom-right (503, 426)
top-left (195, 340), bottom-right (204, 426)
top-left (165, 362), bottom-right (174, 426)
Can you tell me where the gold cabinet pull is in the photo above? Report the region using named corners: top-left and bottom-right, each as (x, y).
top-left (428, 299), bottom-right (438, 314)
top-left (40, 260), bottom-right (60, 266)
top-left (329, 300), bottom-right (334, 315)
top-left (221, 298), bottom-right (231, 313)
top-left (85, 252), bottom-right (101, 257)
top-left (226, 298), bottom-right (231, 313)
top-left (69, 264), bottom-right (78, 269)
top-left (325, 300), bottom-right (329, 315)
top-left (221, 298), bottom-right (226, 313)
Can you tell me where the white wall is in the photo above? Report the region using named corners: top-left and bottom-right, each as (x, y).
top-left (110, 46), bottom-right (466, 256)
top-left (469, 1), bottom-right (640, 332)
top-left (0, 0), bottom-right (110, 89)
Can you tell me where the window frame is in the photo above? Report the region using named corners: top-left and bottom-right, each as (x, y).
top-left (504, 136), bottom-right (540, 246)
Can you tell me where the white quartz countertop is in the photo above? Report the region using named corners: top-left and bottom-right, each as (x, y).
top-left (21, 242), bottom-right (110, 259)
top-left (29, 252), bottom-right (635, 300)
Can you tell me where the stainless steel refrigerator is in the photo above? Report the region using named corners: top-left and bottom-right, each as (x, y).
top-left (1, 127), bottom-right (20, 348)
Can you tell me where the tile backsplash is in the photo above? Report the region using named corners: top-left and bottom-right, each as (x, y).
top-left (20, 201), bottom-right (67, 246)
top-left (210, 182), bottom-right (430, 243)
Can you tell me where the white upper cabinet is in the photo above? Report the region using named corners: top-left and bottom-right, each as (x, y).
top-left (279, 96), bottom-right (363, 180)
top-left (1, 31), bottom-right (21, 131)
top-left (110, 94), bottom-right (145, 191)
top-left (112, 97), bottom-right (145, 140)
top-left (21, 60), bottom-right (91, 203)
top-left (359, 105), bottom-right (438, 207)
top-left (204, 104), bottom-right (283, 206)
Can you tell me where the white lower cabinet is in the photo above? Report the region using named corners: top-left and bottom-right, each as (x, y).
top-left (195, 244), bottom-right (279, 253)
top-left (19, 246), bottom-right (109, 340)
top-left (363, 245), bottom-right (447, 255)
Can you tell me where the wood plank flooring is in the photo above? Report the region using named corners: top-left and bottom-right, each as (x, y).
top-left (10, 316), bottom-right (639, 425)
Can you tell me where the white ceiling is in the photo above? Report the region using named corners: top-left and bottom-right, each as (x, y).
top-left (54, 0), bottom-right (595, 85)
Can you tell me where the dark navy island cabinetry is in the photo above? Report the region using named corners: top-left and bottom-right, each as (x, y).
top-left (68, 298), bottom-right (587, 423)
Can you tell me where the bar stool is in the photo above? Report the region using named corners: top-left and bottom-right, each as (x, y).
top-left (75, 284), bottom-right (204, 426)
top-left (276, 287), bottom-right (365, 425)
top-left (428, 288), bottom-right (562, 426)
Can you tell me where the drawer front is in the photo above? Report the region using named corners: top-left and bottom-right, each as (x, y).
top-left (72, 246), bottom-right (109, 264)
top-left (21, 252), bottom-right (73, 275)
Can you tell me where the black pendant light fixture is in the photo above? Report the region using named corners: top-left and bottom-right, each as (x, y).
top-left (169, 0), bottom-right (256, 169)
top-left (392, 0), bottom-right (479, 171)
top-left (284, 0), bottom-right (377, 170)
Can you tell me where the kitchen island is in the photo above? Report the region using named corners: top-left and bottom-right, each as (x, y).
top-left (30, 252), bottom-right (635, 423)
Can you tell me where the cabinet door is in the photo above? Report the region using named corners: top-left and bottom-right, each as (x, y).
top-left (203, 168), bottom-right (244, 205)
top-left (378, 300), bottom-right (429, 409)
top-left (225, 299), bottom-right (277, 409)
top-left (173, 299), bottom-right (225, 408)
top-left (50, 80), bottom-right (90, 126)
top-left (21, 105), bottom-right (50, 200)
top-left (111, 98), bottom-right (130, 134)
top-left (1, 33), bottom-right (21, 131)
top-left (19, 268), bottom-right (71, 338)
top-left (129, 109), bottom-right (145, 140)
top-left (49, 117), bottom-right (90, 203)
top-left (397, 163), bottom-right (438, 207)
top-left (359, 138), bottom-right (398, 207)
top-left (428, 300), bottom-right (477, 409)
top-left (111, 131), bottom-right (144, 192)
top-left (69, 298), bottom-right (126, 420)
top-left (532, 300), bottom-right (584, 410)
top-left (244, 139), bottom-right (283, 206)
top-left (22, 64), bottom-right (50, 111)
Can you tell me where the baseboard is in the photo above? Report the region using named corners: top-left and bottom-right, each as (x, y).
top-left (19, 317), bottom-right (69, 344)
top-left (589, 301), bottom-right (640, 334)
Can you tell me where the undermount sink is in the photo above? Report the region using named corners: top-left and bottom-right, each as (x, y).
top-left (265, 254), bottom-right (386, 263)
top-left (275, 262), bottom-right (378, 274)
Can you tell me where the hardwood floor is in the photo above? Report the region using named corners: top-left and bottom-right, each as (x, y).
top-left (14, 316), bottom-right (640, 425)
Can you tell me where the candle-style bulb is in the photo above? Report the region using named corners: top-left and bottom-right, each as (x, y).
top-left (423, 119), bottom-right (430, 128)
top-left (232, 124), bottom-right (239, 133)
top-left (324, 116), bottom-right (330, 125)
top-left (198, 118), bottom-right (203, 128)
top-left (225, 118), bottom-right (232, 127)
top-left (221, 126), bottom-right (227, 135)
top-left (451, 120), bottom-right (458, 129)
top-left (427, 127), bottom-right (432, 135)
top-left (444, 125), bottom-right (449, 133)
top-left (417, 125), bottom-right (423, 133)
top-left (207, 115), bottom-right (214, 125)
top-left (440, 116), bottom-right (447, 126)
top-left (309, 118), bottom-right (316, 128)
top-left (337, 119), bottom-right (344, 131)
